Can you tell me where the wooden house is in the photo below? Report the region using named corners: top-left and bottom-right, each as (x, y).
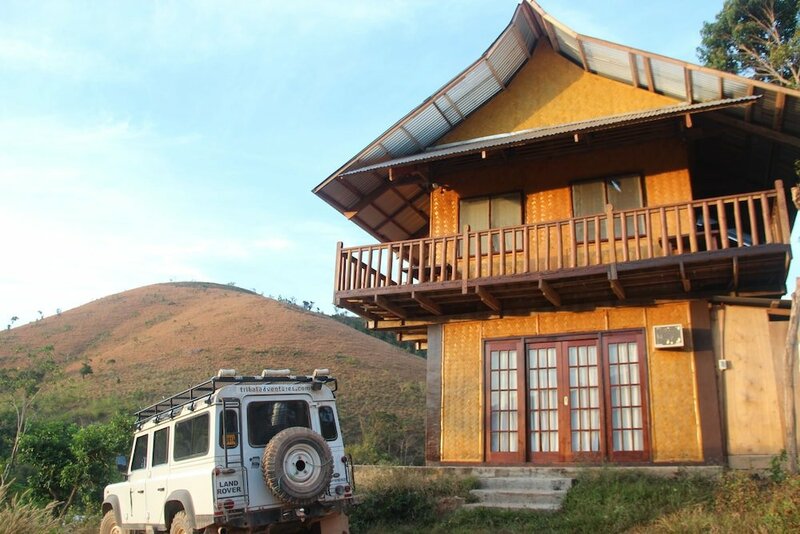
top-left (314, 1), bottom-right (800, 468)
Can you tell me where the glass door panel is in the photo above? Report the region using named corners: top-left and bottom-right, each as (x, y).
top-left (485, 340), bottom-right (524, 463)
top-left (604, 333), bottom-right (649, 461)
top-left (527, 345), bottom-right (560, 461)
top-left (566, 342), bottom-right (603, 460)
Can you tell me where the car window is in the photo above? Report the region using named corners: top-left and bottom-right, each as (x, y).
top-left (152, 427), bottom-right (169, 466)
top-left (248, 400), bottom-right (310, 447)
top-left (219, 409), bottom-right (239, 449)
top-left (130, 434), bottom-right (148, 471)
top-left (318, 406), bottom-right (338, 441)
top-left (174, 413), bottom-right (210, 461)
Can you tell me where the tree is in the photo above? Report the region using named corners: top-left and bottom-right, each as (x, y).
top-left (79, 362), bottom-right (93, 379)
top-left (698, 0), bottom-right (800, 88)
top-left (18, 413), bottom-right (133, 515)
top-left (0, 346), bottom-right (58, 481)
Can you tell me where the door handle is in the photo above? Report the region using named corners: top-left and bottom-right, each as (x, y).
top-left (157, 487), bottom-right (165, 492)
top-left (137, 490), bottom-right (144, 494)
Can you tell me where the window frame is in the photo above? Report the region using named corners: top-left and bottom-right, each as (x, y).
top-left (318, 405), bottom-right (339, 441)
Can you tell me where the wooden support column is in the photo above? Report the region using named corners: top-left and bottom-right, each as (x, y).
top-left (425, 324), bottom-right (442, 464)
top-left (784, 279), bottom-right (800, 473)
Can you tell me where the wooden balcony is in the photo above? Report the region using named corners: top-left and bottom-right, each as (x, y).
top-left (334, 181), bottom-right (793, 325)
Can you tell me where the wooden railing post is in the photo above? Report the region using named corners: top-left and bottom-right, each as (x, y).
top-left (462, 225), bottom-right (470, 293)
top-left (333, 242), bottom-right (343, 293)
top-left (606, 204), bottom-right (617, 264)
top-left (775, 180), bottom-right (792, 244)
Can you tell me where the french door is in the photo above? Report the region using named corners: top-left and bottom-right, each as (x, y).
top-left (485, 331), bottom-right (649, 464)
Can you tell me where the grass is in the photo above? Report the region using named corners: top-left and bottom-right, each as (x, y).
top-left (349, 468), bottom-right (733, 534)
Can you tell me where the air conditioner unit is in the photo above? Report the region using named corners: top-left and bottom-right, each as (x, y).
top-left (653, 324), bottom-right (684, 349)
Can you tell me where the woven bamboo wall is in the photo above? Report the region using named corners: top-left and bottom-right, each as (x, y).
top-left (438, 40), bottom-right (677, 145)
top-left (440, 302), bottom-right (703, 463)
top-left (428, 137), bottom-right (691, 239)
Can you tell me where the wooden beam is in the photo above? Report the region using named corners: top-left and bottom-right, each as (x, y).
top-left (336, 300), bottom-right (379, 322)
top-left (684, 67), bottom-right (693, 103)
top-left (744, 85), bottom-right (756, 122)
top-left (476, 285), bottom-right (502, 312)
top-left (374, 295), bottom-right (407, 319)
top-left (578, 39), bottom-right (589, 71)
top-left (412, 291), bottom-right (442, 316)
top-left (679, 261), bottom-right (692, 292)
top-left (542, 19), bottom-right (560, 53)
top-left (484, 58), bottom-right (506, 89)
top-left (706, 112), bottom-right (800, 149)
top-left (644, 57), bottom-right (655, 92)
top-left (431, 100), bottom-right (455, 127)
top-left (628, 52), bottom-right (639, 88)
top-left (774, 92), bottom-right (786, 131)
top-left (511, 23), bottom-right (532, 59)
top-left (608, 265), bottom-right (626, 300)
top-left (397, 333), bottom-right (427, 343)
top-left (732, 256), bottom-right (739, 292)
top-left (538, 279), bottom-right (561, 307)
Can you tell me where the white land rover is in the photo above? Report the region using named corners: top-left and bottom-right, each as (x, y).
top-left (101, 368), bottom-right (354, 534)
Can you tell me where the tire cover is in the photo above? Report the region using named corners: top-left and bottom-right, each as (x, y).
top-left (262, 427), bottom-right (334, 506)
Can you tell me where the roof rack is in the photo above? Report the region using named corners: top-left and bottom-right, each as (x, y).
top-left (134, 370), bottom-right (337, 426)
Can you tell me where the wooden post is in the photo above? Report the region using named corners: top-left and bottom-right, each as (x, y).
top-left (785, 278), bottom-right (800, 474)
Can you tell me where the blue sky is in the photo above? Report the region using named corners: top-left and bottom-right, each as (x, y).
top-left (0, 0), bottom-right (775, 326)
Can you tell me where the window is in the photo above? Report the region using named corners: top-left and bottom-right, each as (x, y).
top-left (152, 428), bottom-right (169, 466)
top-left (318, 406), bottom-right (338, 441)
top-left (459, 192), bottom-right (522, 252)
top-left (130, 434), bottom-right (148, 471)
top-left (174, 413), bottom-right (209, 461)
top-left (219, 409), bottom-right (239, 449)
top-left (572, 175), bottom-right (644, 240)
top-left (248, 400), bottom-right (310, 447)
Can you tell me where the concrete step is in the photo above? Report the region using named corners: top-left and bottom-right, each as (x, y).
top-left (470, 489), bottom-right (565, 506)
top-left (464, 501), bottom-right (561, 511)
top-left (478, 476), bottom-right (572, 492)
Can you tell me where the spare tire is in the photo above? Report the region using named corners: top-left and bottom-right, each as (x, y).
top-left (262, 427), bottom-right (333, 506)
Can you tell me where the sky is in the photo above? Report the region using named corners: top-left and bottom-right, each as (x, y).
top-left (0, 0), bottom-right (782, 327)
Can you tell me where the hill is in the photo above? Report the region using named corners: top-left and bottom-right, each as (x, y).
top-left (0, 282), bottom-right (426, 461)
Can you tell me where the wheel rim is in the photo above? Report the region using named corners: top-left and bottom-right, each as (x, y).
top-left (282, 442), bottom-right (323, 485)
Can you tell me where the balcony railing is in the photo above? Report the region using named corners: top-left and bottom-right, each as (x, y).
top-left (336, 182), bottom-right (791, 300)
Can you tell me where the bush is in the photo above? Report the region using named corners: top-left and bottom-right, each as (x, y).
top-left (349, 470), bottom-right (478, 532)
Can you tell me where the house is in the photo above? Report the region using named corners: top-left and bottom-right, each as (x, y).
top-left (313, 1), bottom-right (800, 469)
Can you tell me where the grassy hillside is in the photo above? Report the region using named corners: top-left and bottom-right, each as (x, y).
top-left (0, 282), bottom-right (426, 460)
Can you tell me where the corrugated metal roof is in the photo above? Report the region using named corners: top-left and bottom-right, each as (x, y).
top-left (314, 0), bottom-right (800, 243)
top-left (341, 97), bottom-right (758, 176)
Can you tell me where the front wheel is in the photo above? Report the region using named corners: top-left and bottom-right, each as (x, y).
top-left (99, 510), bottom-right (124, 534)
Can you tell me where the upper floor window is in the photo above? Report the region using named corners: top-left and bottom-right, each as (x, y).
top-left (572, 175), bottom-right (644, 240)
top-left (459, 192), bottom-right (522, 252)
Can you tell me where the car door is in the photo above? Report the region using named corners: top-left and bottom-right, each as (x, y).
top-left (127, 433), bottom-right (149, 526)
top-left (145, 427), bottom-right (170, 527)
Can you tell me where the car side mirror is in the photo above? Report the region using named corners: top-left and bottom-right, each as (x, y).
top-left (116, 455), bottom-right (128, 474)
